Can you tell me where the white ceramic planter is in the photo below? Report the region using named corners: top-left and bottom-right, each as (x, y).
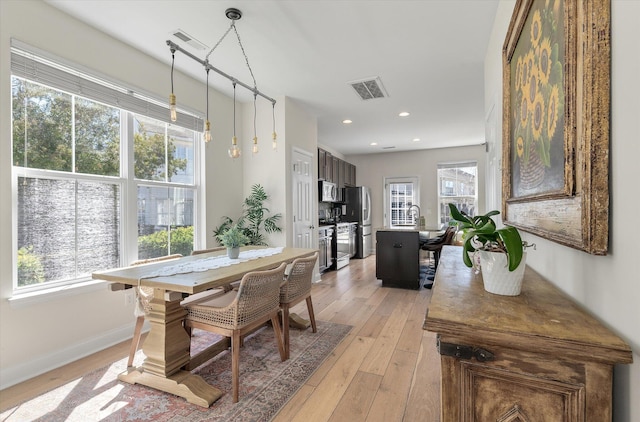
top-left (479, 251), bottom-right (527, 296)
top-left (467, 251), bottom-right (482, 275)
top-left (227, 247), bottom-right (240, 259)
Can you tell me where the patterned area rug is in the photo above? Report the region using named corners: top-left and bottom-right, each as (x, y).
top-left (1, 320), bottom-right (351, 422)
top-left (420, 264), bottom-right (436, 289)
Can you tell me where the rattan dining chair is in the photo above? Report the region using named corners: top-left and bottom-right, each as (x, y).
top-left (127, 253), bottom-right (183, 367)
top-left (279, 252), bottom-right (318, 359)
top-left (183, 263), bottom-right (288, 403)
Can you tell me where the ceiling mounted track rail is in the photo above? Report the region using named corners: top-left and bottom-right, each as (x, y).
top-left (165, 40), bottom-right (276, 105)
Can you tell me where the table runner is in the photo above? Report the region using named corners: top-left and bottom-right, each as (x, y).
top-left (139, 247), bottom-right (284, 279)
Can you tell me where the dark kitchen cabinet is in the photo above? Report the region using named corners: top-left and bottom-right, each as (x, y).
top-left (318, 149), bottom-right (326, 180)
top-left (325, 152), bottom-right (333, 182)
top-left (331, 156), bottom-right (339, 187)
top-left (317, 148), bottom-right (356, 194)
top-left (345, 162), bottom-right (356, 186)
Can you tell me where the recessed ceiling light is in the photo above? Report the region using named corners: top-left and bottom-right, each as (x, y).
top-left (412, 138), bottom-right (421, 142)
top-left (370, 142), bottom-right (378, 146)
top-left (399, 112), bottom-right (410, 117)
top-left (342, 119), bottom-right (352, 124)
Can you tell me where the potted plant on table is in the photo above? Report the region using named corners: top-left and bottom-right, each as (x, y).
top-left (448, 204), bottom-right (534, 296)
top-left (217, 224), bottom-right (249, 259)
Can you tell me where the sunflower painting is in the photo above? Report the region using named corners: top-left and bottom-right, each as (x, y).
top-left (510, 0), bottom-right (564, 198)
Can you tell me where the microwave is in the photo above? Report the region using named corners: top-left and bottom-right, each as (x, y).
top-left (319, 181), bottom-right (337, 202)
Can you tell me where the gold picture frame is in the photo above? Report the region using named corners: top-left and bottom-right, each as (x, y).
top-left (502, 0), bottom-right (610, 254)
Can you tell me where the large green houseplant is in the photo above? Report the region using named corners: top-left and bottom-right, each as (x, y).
top-left (214, 184), bottom-right (282, 246)
top-left (448, 203), bottom-right (525, 271)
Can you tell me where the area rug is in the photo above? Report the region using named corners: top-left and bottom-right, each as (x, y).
top-left (420, 264), bottom-right (436, 289)
top-left (1, 320), bottom-right (351, 422)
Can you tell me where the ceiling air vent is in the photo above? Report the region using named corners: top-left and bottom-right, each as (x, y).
top-left (170, 29), bottom-right (207, 51)
top-left (349, 77), bottom-right (388, 100)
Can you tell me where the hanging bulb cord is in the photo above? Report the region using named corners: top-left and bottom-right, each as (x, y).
top-left (205, 67), bottom-right (210, 119)
top-left (253, 93), bottom-right (257, 139)
top-left (233, 81), bottom-right (237, 137)
top-left (272, 103), bottom-right (276, 133)
top-left (170, 50), bottom-right (175, 93)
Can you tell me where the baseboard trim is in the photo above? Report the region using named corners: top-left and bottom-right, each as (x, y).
top-left (0, 322), bottom-right (141, 390)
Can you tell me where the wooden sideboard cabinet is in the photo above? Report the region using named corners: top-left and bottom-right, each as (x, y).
top-left (424, 246), bottom-right (632, 421)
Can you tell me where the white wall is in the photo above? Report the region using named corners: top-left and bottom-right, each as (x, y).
top-left (241, 96), bottom-right (318, 248)
top-left (283, 97), bottom-right (319, 247)
top-left (347, 144), bottom-right (487, 237)
top-left (487, 2), bottom-right (640, 420)
top-left (0, 0), bottom-right (242, 388)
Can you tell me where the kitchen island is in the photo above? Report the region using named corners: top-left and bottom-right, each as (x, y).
top-left (375, 228), bottom-right (421, 289)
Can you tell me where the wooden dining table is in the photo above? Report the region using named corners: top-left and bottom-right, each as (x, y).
top-left (92, 246), bottom-right (317, 407)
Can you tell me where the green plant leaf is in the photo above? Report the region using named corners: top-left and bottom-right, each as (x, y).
top-left (497, 226), bottom-right (523, 271)
top-left (448, 203), bottom-right (472, 225)
top-left (213, 184), bottom-right (282, 246)
top-left (448, 204), bottom-right (524, 272)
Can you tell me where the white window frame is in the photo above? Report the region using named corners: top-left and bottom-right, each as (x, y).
top-left (10, 42), bottom-right (204, 296)
top-left (437, 161), bottom-right (478, 226)
top-left (384, 176), bottom-right (420, 229)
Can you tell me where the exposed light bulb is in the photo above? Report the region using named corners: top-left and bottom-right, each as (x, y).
top-left (228, 136), bottom-right (241, 158)
top-left (272, 131), bottom-right (277, 150)
top-left (169, 93), bottom-right (177, 122)
top-left (252, 136), bottom-right (259, 154)
top-left (204, 120), bottom-right (211, 143)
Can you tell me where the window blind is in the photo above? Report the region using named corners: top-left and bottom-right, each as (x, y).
top-left (10, 43), bottom-right (203, 132)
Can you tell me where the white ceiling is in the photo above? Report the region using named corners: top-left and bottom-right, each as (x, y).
top-left (45, 0), bottom-right (500, 156)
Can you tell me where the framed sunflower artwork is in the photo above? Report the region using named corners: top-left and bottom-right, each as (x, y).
top-left (502, 0), bottom-right (611, 254)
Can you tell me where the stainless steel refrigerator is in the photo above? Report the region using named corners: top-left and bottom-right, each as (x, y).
top-left (343, 186), bottom-right (372, 258)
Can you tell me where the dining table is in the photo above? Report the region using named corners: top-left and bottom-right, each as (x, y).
top-left (92, 246), bottom-right (318, 407)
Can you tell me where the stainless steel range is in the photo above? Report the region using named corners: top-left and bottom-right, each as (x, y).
top-left (318, 225), bottom-right (334, 273)
top-left (334, 222), bottom-right (351, 270)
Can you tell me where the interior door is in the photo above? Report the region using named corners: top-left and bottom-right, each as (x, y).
top-left (292, 148), bottom-right (314, 249)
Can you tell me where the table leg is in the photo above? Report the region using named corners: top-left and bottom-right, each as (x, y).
top-left (118, 289), bottom-right (223, 407)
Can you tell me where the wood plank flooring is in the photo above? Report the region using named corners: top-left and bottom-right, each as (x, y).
top-left (0, 254), bottom-right (441, 421)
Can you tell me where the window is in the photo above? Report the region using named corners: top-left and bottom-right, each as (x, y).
top-left (384, 177), bottom-right (420, 228)
top-left (11, 44), bottom-right (202, 292)
top-left (437, 162), bottom-right (478, 226)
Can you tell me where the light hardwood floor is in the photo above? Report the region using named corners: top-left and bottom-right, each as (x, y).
top-left (0, 254), bottom-right (441, 421)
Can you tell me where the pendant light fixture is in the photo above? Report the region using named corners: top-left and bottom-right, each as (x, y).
top-left (228, 82), bottom-right (241, 158)
top-left (252, 93), bottom-right (258, 154)
top-left (169, 48), bottom-right (177, 122)
top-left (272, 102), bottom-right (277, 150)
top-left (204, 67), bottom-right (211, 143)
top-left (166, 7), bottom-right (277, 156)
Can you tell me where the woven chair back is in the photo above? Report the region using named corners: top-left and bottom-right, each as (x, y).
top-left (280, 252), bottom-right (318, 304)
top-left (234, 263), bottom-right (287, 327)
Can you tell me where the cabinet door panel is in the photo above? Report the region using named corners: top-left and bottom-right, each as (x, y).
top-left (461, 362), bottom-right (584, 422)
